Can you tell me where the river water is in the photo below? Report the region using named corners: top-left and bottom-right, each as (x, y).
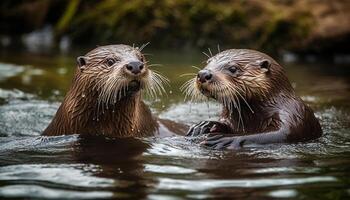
top-left (0, 49), bottom-right (349, 199)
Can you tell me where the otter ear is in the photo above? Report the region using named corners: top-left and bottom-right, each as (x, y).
top-left (77, 56), bottom-right (87, 71)
top-left (258, 59), bottom-right (270, 73)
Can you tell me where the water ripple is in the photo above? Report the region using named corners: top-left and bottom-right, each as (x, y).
top-left (156, 176), bottom-right (337, 191)
top-left (0, 164), bottom-right (114, 188)
top-left (0, 185), bottom-right (113, 199)
top-left (0, 100), bottom-right (58, 136)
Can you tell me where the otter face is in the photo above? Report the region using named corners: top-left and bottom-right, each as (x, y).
top-left (182, 49), bottom-right (273, 108)
top-left (76, 44), bottom-right (167, 104)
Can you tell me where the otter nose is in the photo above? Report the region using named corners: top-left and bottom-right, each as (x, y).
top-left (197, 70), bottom-right (213, 83)
top-left (126, 61), bottom-right (144, 74)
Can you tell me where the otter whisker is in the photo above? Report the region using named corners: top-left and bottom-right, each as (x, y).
top-left (139, 42), bottom-right (150, 52)
top-left (213, 81), bottom-right (245, 131)
top-left (180, 85), bottom-right (192, 101)
top-left (180, 73), bottom-right (197, 77)
top-left (96, 74), bottom-right (116, 115)
top-left (180, 77), bottom-right (206, 112)
top-left (180, 78), bottom-right (203, 102)
top-left (191, 65), bottom-right (202, 71)
top-left (143, 71), bottom-right (169, 99)
top-left (232, 91), bottom-right (245, 132)
top-left (228, 83), bottom-right (249, 131)
top-left (149, 75), bottom-right (160, 98)
top-left (208, 48), bottom-right (213, 57)
top-left (151, 73), bottom-right (164, 96)
top-left (144, 76), bottom-right (156, 99)
top-left (179, 78), bottom-right (194, 91)
top-left (222, 90), bottom-right (232, 111)
top-left (151, 74), bottom-right (166, 96)
top-left (143, 53), bottom-right (153, 56)
top-left (152, 71), bottom-right (170, 88)
top-left (151, 70), bottom-right (170, 84)
top-left (180, 78), bottom-right (195, 94)
top-left (148, 64), bottom-right (163, 67)
top-left (103, 83), bottom-right (114, 106)
top-left (232, 84), bottom-right (254, 114)
top-left (117, 81), bottom-right (127, 102)
top-left (109, 77), bottom-right (123, 101)
top-left (191, 89), bottom-right (205, 102)
top-left (221, 84), bottom-right (243, 131)
top-left (97, 68), bottom-right (128, 111)
top-left (202, 52), bottom-right (210, 58)
top-left (217, 44), bottom-right (221, 53)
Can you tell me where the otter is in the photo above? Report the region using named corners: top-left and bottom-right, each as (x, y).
top-left (43, 44), bottom-right (184, 137)
top-left (182, 49), bottom-right (322, 149)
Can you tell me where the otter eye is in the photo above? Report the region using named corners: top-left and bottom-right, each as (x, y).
top-left (106, 58), bottom-right (116, 67)
top-left (228, 66), bottom-right (237, 74)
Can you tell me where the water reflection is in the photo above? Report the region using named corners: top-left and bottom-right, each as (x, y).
top-left (0, 50), bottom-right (349, 199)
top-left (0, 185), bottom-right (113, 199)
top-left (156, 176), bottom-right (337, 191)
top-left (0, 164), bottom-right (114, 188)
top-left (74, 136), bottom-right (154, 199)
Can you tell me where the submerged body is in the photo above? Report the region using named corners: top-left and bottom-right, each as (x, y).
top-left (44, 44), bottom-right (184, 137)
top-left (183, 49), bottom-right (322, 149)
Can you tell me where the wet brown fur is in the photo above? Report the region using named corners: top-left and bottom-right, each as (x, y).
top-left (43, 45), bottom-right (161, 137)
top-left (185, 49), bottom-right (322, 143)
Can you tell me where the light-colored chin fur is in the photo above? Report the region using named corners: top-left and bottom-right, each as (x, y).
top-left (96, 68), bottom-right (168, 107)
top-left (182, 74), bottom-right (257, 132)
top-left (182, 74), bottom-right (256, 122)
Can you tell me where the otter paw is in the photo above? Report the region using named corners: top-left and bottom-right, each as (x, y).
top-left (186, 121), bottom-right (222, 137)
top-left (200, 134), bottom-right (245, 150)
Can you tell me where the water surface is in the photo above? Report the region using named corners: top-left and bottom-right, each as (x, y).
top-left (0, 49), bottom-right (349, 199)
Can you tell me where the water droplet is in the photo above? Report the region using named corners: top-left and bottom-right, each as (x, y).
top-left (169, 90), bottom-right (173, 94)
top-left (81, 93), bottom-right (86, 98)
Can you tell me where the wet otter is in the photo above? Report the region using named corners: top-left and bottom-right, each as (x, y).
top-left (183, 49), bottom-right (322, 149)
top-left (43, 44), bottom-right (184, 137)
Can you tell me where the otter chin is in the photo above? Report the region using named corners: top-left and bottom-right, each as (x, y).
top-left (125, 80), bottom-right (141, 95)
top-left (183, 49), bottom-right (322, 149)
top-left (43, 44), bottom-right (182, 138)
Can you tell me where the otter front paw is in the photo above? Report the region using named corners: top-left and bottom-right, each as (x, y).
top-left (186, 121), bottom-right (229, 137)
top-left (200, 134), bottom-right (245, 150)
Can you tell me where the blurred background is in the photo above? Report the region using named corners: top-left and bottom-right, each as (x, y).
top-left (1, 0), bottom-right (350, 56)
top-left (1, 1), bottom-right (350, 199)
top-left (0, 0), bottom-right (349, 103)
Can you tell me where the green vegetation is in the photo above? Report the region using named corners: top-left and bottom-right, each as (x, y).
top-left (1, 0), bottom-right (349, 53)
top-left (57, 0), bottom-right (313, 52)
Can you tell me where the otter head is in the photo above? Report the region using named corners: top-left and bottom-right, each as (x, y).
top-left (182, 49), bottom-right (292, 110)
top-left (74, 44), bottom-right (167, 105)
